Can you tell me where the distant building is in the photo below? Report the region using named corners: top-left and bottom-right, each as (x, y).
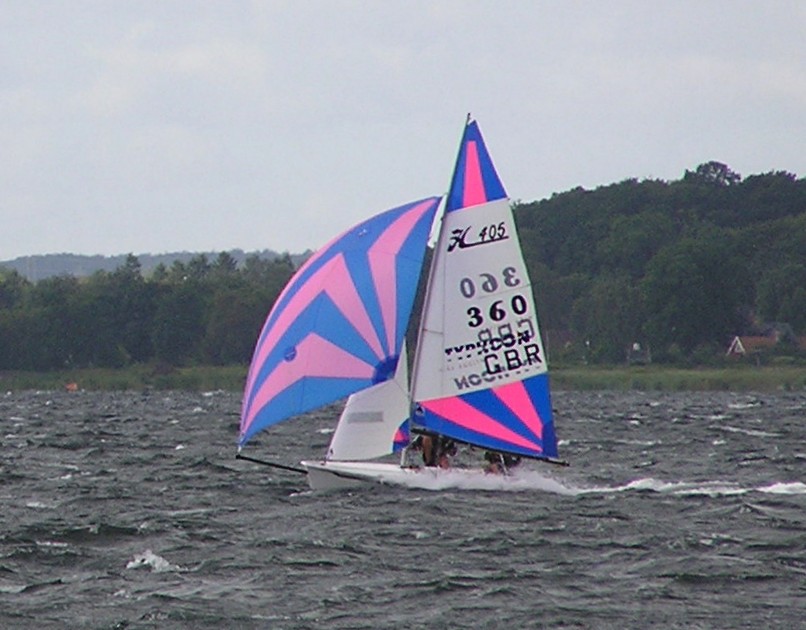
top-left (726, 322), bottom-right (805, 358)
top-left (725, 335), bottom-right (777, 357)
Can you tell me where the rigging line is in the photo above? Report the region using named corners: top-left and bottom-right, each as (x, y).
top-left (235, 453), bottom-right (307, 474)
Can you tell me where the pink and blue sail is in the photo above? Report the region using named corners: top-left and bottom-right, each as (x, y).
top-left (414, 120), bottom-right (560, 460)
top-left (445, 120), bottom-right (506, 214)
top-left (239, 197), bottom-right (440, 447)
top-left (392, 421), bottom-right (410, 453)
top-left (416, 377), bottom-right (558, 459)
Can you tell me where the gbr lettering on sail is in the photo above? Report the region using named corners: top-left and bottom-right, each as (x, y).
top-left (439, 198), bottom-right (547, 394)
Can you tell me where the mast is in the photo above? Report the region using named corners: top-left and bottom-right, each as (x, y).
top-left (407, 116), bottom-right (472, 437)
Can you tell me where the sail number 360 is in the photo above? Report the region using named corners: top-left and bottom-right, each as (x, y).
top-left (466, 295), bottom-right (528, 328)
top-left (460, 267), bottom-right (526, 327)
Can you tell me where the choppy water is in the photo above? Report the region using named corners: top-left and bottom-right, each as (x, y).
top-left (1, 389), bottom-right (804, 629)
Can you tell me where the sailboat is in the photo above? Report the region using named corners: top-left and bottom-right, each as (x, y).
top-left (238, 118), bottom-right (565, 490)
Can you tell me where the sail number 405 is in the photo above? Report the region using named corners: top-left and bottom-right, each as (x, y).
top-left (467, 295), bottom-right (528, 328)
top-left (459, 266), bottom-right (520, 298)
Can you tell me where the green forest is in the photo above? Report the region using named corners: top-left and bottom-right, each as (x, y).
top-left (515, 162), bottom-right (806, 363)
top-left (0, 253), bottom-right (295, 371)
top-left (1, 161), bottom-right (804, 372)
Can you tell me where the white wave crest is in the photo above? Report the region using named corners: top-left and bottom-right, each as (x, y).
top-left (390, 468), bottom-right (579, 495)
top-left (719, 425), bottom-right (780, 438)
top-left (126, 549), bottom-right (182, 573)
top-left (756, 481), bottom-right (806, 495)
top-left (573, 477), bottom-right (806, 497)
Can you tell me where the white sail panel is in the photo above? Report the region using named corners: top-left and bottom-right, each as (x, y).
top-left (326, 345), bottom-right (409, 461)
top-left (412, 199), bottom-right (547, 403)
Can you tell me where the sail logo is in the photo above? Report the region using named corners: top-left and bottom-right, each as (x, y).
top-left (447, 222), bottom-right (509, 252)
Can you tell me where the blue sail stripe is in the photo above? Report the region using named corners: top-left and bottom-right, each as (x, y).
top-left (416, 374), bottom-right (559, 459)
top-left (245, 295), bottom-right (377, 416)
top-left (267, 297), bottom-right (382, 375)
top-left (342, 247), bottom-right (388, 357)
top-left (244, 376), bottom-right (372, 442)
top-left (446, 120), bottom-right (506, 213)
top-left (240, 197), bottom-right (439, 445)
top-left (260, 199), bottom-right (436, 344)
top-left (462, 388), bottom-right (545, 445)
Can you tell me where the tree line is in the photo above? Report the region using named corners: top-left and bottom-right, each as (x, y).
top-left (1, 161), bottom-right (804, 371)
top-left (516, 162), bottom-right (806, 362)
top-left (0, 253), bottom-right (295, 371)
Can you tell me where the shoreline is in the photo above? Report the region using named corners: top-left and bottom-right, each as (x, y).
top-left (1, 364), bottom-right (805, 393)
top-left (551, 365), bottom-right (806, 392)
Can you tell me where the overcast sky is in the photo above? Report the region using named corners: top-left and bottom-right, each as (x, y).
top-left (2, 1), bottom-right (804, 260)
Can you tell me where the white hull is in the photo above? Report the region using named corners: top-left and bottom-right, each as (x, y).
top-left (301, 460), bottom-right (430, 490)
top-left (301, 460), bottom-right (570, 493)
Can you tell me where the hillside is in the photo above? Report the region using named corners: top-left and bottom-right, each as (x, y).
top-left (515, 162), bottom-right (806, 362)
top-left (0, 249), bottom-right (311, 282)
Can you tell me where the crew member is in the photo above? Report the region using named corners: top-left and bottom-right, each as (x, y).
top-left (484, 451), bottom-right (521, 474)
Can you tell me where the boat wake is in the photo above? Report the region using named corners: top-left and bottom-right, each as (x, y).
top-left (304, 459), bottom-right (806, 497)
top-left (409, 472), bottom-right (806, 497)
top-left (393, 468), bottom-right (578, 494)
top-left (572, 478), bottom-right (806, 497)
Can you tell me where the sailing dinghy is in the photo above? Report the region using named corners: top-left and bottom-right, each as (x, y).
top-left (238, 118), bottom-right (565, 489)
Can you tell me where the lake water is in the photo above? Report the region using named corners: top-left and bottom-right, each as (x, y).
top-left (1, 389), bottom-right (804, 628)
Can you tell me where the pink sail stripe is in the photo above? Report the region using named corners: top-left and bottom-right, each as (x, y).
top-left (320, 256), bottom-right (385, 357)
top-left (462, 140), bottom-right (487, 209)
top-left (368, 199), bottom-right (434, 353)
top-left (493, 381), bottom-right (544, 441)
top-left (242, 333), bottom-right (375, 435)
top-left (245, 253), bottom-right (384, 396)
top-left (243, 253), bottom-right (339, 397)
top-left (262, 227), bottom-right (348, 327)
top-left (421, 396), bottom-right (540, 452)
top-left (278, 216), bottom-right (365, 298)
top-left (243, 220), bottom-right (376, 396)
top-left (367, 253), bottom-right (397, 356)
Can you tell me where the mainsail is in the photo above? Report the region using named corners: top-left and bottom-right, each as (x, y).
top-left (239, 197), bottom-right (440, 447)
top-left (409, 121), bottom-right (559, 459)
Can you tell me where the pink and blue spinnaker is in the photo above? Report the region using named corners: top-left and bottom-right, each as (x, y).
top-left (239, 197), bottom-right (439, 447)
